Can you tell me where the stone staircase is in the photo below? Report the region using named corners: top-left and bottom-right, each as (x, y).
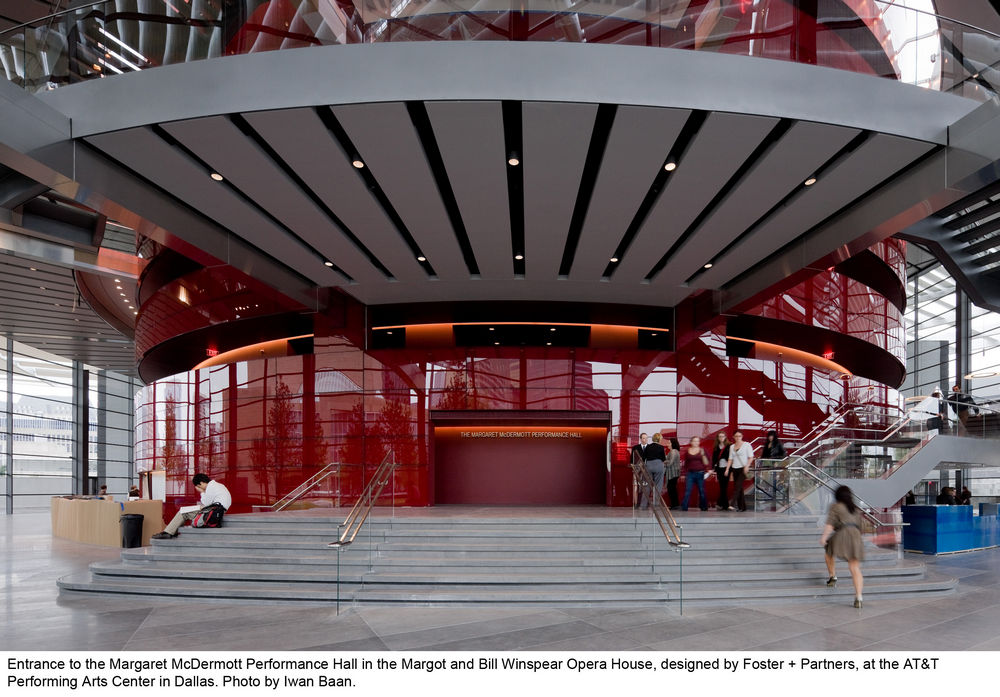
top-left (57, 510), bottom-right (957, 606)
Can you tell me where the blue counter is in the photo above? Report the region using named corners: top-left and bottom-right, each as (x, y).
top-left (902, 505), bottom-right (1000, 554)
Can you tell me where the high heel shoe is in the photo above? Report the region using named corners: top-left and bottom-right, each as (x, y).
top-left (826, 576), bottom-right (838, 587)
top-left (853, 597), bottom-right (863, 608)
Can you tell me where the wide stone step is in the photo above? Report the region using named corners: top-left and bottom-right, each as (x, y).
top-left (149, 535), bottom-right (828, 555)
top-left (91, 558), bottom-right (926, 586)
top-left (124, 545), bottom-right (901, 569)
top-left (60, 571), bottom-right (953, 606)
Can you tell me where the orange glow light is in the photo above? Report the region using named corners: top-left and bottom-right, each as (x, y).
top-left (726, 337), bottom-right (852, 376)
top-left (194, 334), bottom-right (313, 370)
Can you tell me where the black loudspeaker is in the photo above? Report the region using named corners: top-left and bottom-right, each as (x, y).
top-left (726, 337), bottom-right (754, 358)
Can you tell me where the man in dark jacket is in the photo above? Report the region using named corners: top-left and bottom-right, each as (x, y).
top-left (949, 385), bottom-right (977, 434)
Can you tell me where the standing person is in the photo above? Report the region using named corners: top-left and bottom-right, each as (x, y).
top-left (681, 436), bottom-right (710, 511)
top-left (663, 437), bottom-right (681, 510)
top-left (760, 430), bottom-right (786, 461)
top-left (152, 473), bottom-right (232, 539)
top-left (726, 431), bottom-right (754, 512)
top-left (639, 433), bottom-right (666, 510)
top-left (712, 432), bottom-right (731, 510)
top-left (631, 432), bottom-right (649, 464)
top-left (957, 486), bottom-right (972, 506)
top-left (820, 485), bottom-right (865, 608)
top-left (949, 385), bottom-right (977, 434)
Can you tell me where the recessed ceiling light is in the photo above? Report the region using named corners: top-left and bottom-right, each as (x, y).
top-left (610, 257), bottom-right (619, 263)
top-left (133, 311), bottom-right (138, 315)
top-left (39, 286), bottom-right (45, 290)
top-left (386, 331), bottom-right (392, 335)
top-left (352, 159), bottom-right (365, 169)
top-left (119, 292), bottom-right (126, 296)
top-left (114, 278), bottom-right (120, 283)
top-left (550, 327), bottom-right (556, 332)
top-left (664, 161), bottom-right (677, 172)
top-left (804, 177), bottom-right (817, 186)
top-left (703, 263), bottom-right (713, 269)
top-left (324, 261), bottom-right (334, 267)
top-left (546, 342), bottom-right (552, 346)
top-left (494, 341), bottom-right (499, 346)
top-left (210, 172), bottom-right (224, 182)
top-left (514, 254), bottom-right (524, 261)
top-left (29, 267), bottom-right (37, 271)
top-left (417, 256), bottom-right (426, 262)
top-left (488, 327), bottom-right (494, 331)
top-left (508, 157), bottom-right (520, 166)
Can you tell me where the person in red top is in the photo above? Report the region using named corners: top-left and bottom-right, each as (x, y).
top-left (681, 435), bottom-right (711, 511)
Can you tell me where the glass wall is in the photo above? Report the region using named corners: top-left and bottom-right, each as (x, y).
top-left (903, 259), bottom-right (956, 397)
top-left (902, 247), bottom-right (1000, 504)
top-left (0, 338), bottom-right (140, 512)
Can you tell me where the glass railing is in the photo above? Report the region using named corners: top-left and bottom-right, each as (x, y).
top-left (753, 400), bottom-right (1000, 530)
top-left (1, 0), bottom-right (999, 101)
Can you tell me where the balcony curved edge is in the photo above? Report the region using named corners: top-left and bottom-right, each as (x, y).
top-left (36, 42), bottom-right (977, 144)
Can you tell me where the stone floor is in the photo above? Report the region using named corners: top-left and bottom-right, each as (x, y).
top-left (3, 509), bottom-right (1000, 651)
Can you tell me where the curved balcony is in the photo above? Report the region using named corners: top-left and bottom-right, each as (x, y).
top-left (0, 0), bottom-right (997, 101)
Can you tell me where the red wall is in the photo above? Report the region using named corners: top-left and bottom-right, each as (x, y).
top-left (433, 426), bottom-right (608, 505)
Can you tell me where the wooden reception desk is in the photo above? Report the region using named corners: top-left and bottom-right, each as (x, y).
top-left (51, 497), bottom-right (164, 547)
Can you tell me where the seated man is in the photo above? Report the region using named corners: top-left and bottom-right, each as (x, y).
top-left (152, 473), bottom-right (231, 540)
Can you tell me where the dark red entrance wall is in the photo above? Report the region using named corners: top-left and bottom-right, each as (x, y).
top-left (433, 426), bottom-right (608, 505)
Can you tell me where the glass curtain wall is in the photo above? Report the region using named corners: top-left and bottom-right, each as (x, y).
top-left (902, 247), bottom-right (1000, 504)
top-left (0, 339), bottom-right (140, 512)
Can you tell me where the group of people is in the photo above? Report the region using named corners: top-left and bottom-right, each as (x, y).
top-left (933, 486), bottom-right (972, 506)
top-left (632, 430), bottom-right (786, 513)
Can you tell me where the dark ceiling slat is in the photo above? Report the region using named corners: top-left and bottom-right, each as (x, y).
top-left (964, 235), bottom-right (1000, 256)
top-left (954, 215), bottom-right (1000, 243)
top-left (934, 179), bottom-right (1000, 220)
top-left (944, 197), bottom-right (1000, 231)
top-left (972, 249), bottom-right (1000, 267)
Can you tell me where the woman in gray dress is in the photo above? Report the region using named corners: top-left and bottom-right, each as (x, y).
top-left (820, 485), bottom-right (865, 607)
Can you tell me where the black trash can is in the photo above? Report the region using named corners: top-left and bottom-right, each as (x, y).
top-left (120, 514), bottom-right (144, 548)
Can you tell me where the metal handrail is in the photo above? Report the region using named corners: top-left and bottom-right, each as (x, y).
top-left (268, 462), bottom-right (341, 512)
top-left (753, 457), bottom-right (904, 530)
top-left (630, 451), bottom-right (689, 548)
top-left (328, 449), bottom-right (396, 548)
top-left (0, 1), bottom-right (109, 37)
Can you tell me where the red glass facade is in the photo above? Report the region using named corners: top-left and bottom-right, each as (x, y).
top-left (135, 240), bottom-right (904, 515)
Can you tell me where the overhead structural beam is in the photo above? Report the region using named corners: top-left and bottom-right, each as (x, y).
top-left (0, 221), bottom-right (141, 279)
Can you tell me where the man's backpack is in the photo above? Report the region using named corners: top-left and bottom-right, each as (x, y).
top-left (191, 502), bottom-right (226, 528)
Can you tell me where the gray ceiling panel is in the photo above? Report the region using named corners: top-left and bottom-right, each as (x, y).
top-left (522, 102), bottom-right (598, 279)
top-left (332, 102), bottom-right (469, 280)
top-left (0, 257), bottom-right (135, 376)
top-left (84, 128), bottom-right (337, 287)
top-left (569, 106), bottom-right (691, 281)
top-left (699, 134), bottom-right (934, 288)
top-left (611, 112), bottom-right (778, 284)
top-left (162, 116), bottom-right (383, 284)
top-left (659, 121), bottom-right (861, 287)
top-left (242, 108), bottom-right (425, 283)
top-left (425, 101), bottom-right (513, 280)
